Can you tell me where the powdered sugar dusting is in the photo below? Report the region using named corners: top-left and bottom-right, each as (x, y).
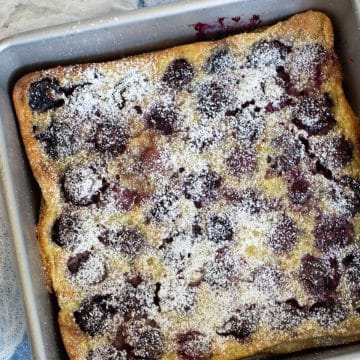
top-left (26, 24), bottom-right (360, 359)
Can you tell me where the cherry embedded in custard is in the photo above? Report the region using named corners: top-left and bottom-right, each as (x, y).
top-left (247, 40), bottom-right (291, 68)
top-left (51, 213), bottom-right (82, 248)
top-left (177, 331), bottom-right (212, 360)
top-left (28, 77), bottom-right (64, 112)
top-left (86, 346), bottom-right (121, 360)
top-left (298, 254), bottom-right (340, 297)
top-left (145, 103), bottom-right (179, 135)
top-left (36, 121), bottom-right (77, 160)
top-left (113, 320), bottom-right (164, 359)
top-left (98, 226), bottom-right (145, 258)
top-left (206, 48), bottom-right (234, 74)
top-left (104, 185), bottom-right (142, 212)
top-left (342, 251), bottom-right (360, 284)
top-left (203, 250), bottom-right (236, 288)
top-left (253, 265), bottom-right (282, 293)
top-left (139, 146), bottom-right (162, 171)
top-left (74, 294), bottom-right (117, 336)
top-left (63, 165), bottom-right (106, 206)
top-left (268, 298), bottom-right (305, 330)
top-left (93, 122), bottom-right (128, 155)
top-left (183, 168), bottom-right (221, 206)
top-left (288, 173), bottom-right (311, 206)
top-left (67, 251), bottom-right (91, 274)
top-left (309, 298), bottom-right (347, 328)
top-left (267, 215), bottom-right (298, 254)
top-left (132, 327), bottom-right (164, 359)
top-left (226, 146), bottom-right (257, 176)
top-left (162, 58), bottom-right (194, 90)
top-left (150, 190), bottom-right (179, 221)
top-left (314, 214), bottom-right (353, 251)
top-left (336, 176), bottom-right (360, 215)
top-left (217, 305), bottom-right (258, 342)
top-left (316, 136), bottom-right (353, 169)
top-left (197, 81), bottom-right (228, 118)
top-left (115, 280), bottom-right (150, 318)
top-left (207, 215), bottom-right (233, 243)
top-left (268, 135), bottom-right (302, 175)
top-left (292, 94), bottom-right (335, 136)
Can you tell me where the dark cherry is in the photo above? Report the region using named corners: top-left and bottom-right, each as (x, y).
top-left (288, 172), bottom-right (311, 206)
top-left (67, 251), bottom-right (91, 274)
top-left (217, 305), bottom-right (258, 342)
top-left (309, 298), bottom-right (347, 328)
top-left (36, 121), bottom-right (76, 160)
top-left (203, 250), bottom-right (236, 288)
top-left (336, 176), bottom-right (360, 215)
top-left (268, 135), bottom-right (302, 175)
top-left (268, 299), bottom-right (305, 330)
top-left (316, 136), bottom-right (353, 169)
top-left (292, 94), bottom-right (335, 136)
top-left (98, 226), bottom-right (145, 258)
top-left (314, 214), bottom-right (353, 251)
top-left (207, 215), bottom-right (233, 243)
top-left (206, 48), bottom-right (233, 74)
top-left (113, 320), bottom-right (164, 359)
top-left (73, 294), bottom-right (117, 336)
top-left (51, 213), bottom-right (81, 248)
top-left (298, 254), bottom-right (340, 297)
top-left (63, 165), bottom-right (106, 206)
top-left (162, 58), bottom-right (194, 90)
top-left (93, 122), bottom-right (128, 155)
top-left (190, 126), bottom-right (221, 152)
top-left (86, 346), bottom-right (121, 360)
top-left (247, 40), bottom-right (291, 68)
top-left (342, 251), bottom-right (360, 283)
top-left (144, 103), bottom-right (179, 135)
top-left (288, 44), bottom-right (328, 79)
top-left (230, 109), bottom-right (264, 144)
top-left (197, 81), bottom-right (228, 118)
top-left (223, 188), bottom-right (277, 214)
top-left (183, 168), bottom-right (221, 206)
top-left (177, 331), bottom-right (212, 360)
top-left (226, 146), bottom-right (257, 176)
top-left (116, 279), bottom-right (150, 318)
top-left (267, 214), bottom-right (298, 253)
top-left (104, 184), bottom-right (142, 212)
top-left (150, 190), bottom-right (179, 221)
top-left (28, 77), bottom-right (64, 112)
top-left (253, 265), bottom-right (282, 293)
top-left (139, 146), bottom-right (162, 171)
top-left (131, 326), bottom-right (164, 359)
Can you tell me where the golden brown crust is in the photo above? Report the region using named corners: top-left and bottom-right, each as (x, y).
top-left (13, 10), bottom-right (360, 360)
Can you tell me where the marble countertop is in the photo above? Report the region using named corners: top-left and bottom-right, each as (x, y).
top-left (0, 1), bottom-right (178, 359)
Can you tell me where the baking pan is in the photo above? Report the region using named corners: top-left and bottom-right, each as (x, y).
top-left (0, 0), bottom-right (359, 358)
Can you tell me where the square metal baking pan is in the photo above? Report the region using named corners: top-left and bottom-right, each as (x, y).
top-left (0, 0), bottom-right (359, 358)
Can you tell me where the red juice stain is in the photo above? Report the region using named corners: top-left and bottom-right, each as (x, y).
top-left (193, 22), bottom-right (216, 37)
top-left (218, 17), bottom-right (226, 29)
top-left (250, 14), bottom-right (261, 26)
top-left (191, 15), bottom-right (261, 38)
